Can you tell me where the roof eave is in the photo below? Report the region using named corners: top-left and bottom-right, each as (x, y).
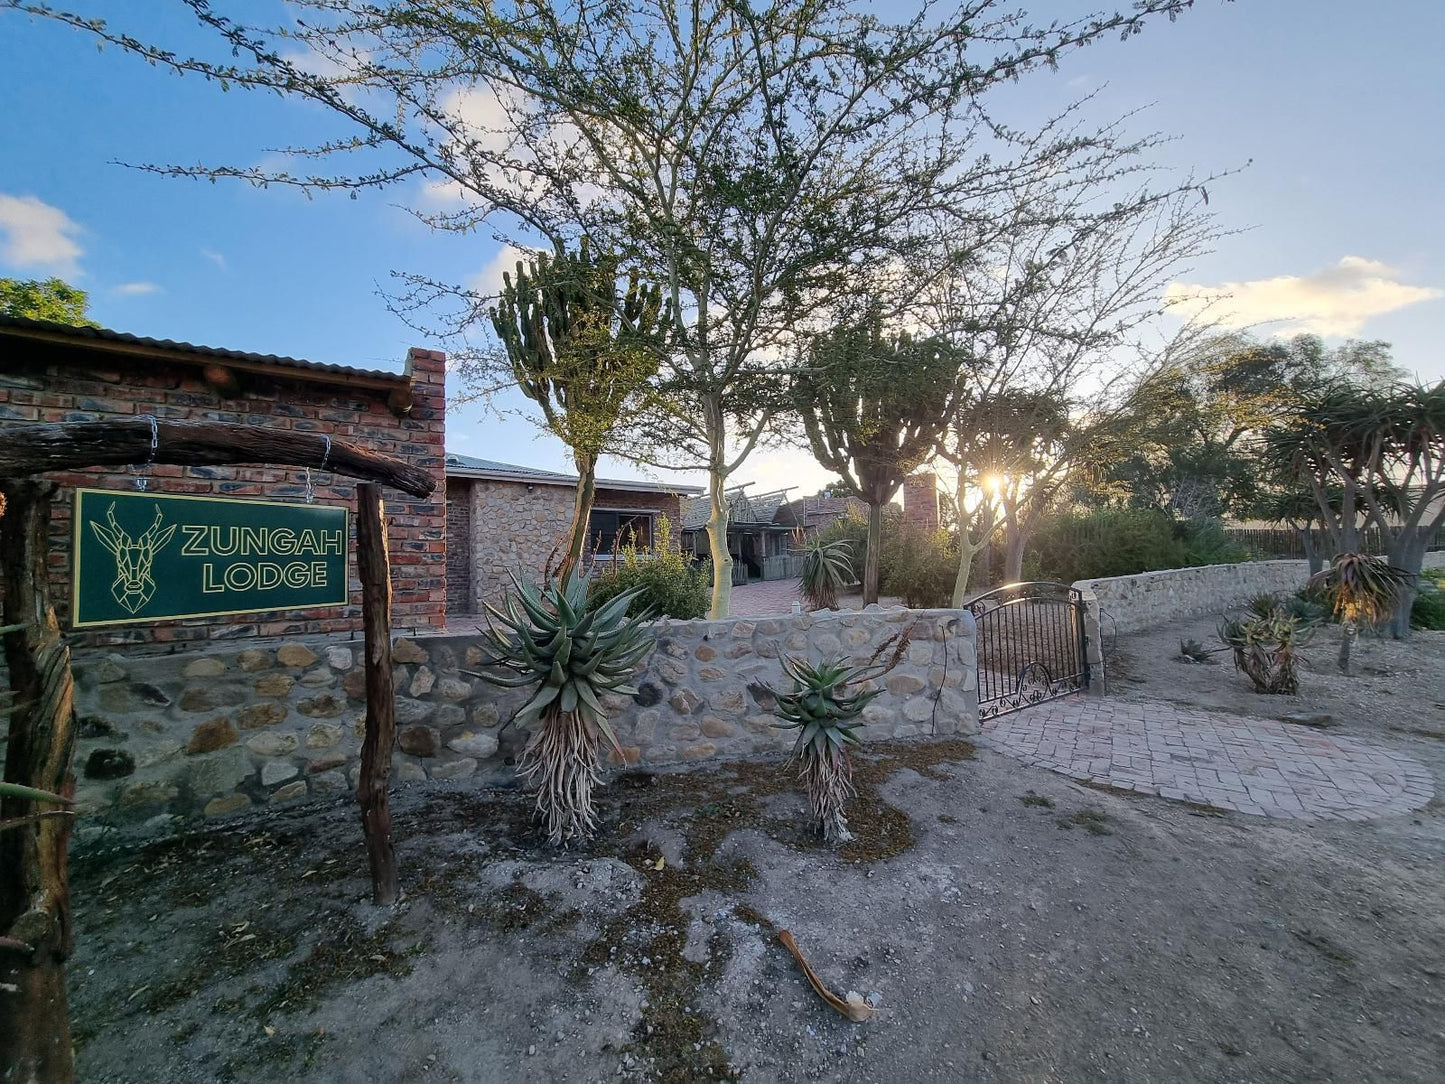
top-left (446, 466), bottom-right (702, 496)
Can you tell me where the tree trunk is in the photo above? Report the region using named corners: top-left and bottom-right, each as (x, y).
top-left (863, 501), bottom-right (883, 606)
top-left (1385, 533), bottom-right (1426, 640)
top-left (705, 482), bottom-right (733, 619)
top-left (950, 541), bottom-right (978, 608)
top-left (561, 452), bottom-right (598, 577)
top-left (355, 484), bottom-right (399, 906)
top-left (1003, 524), bottom-right (1025, 584)
top-left (1337, 622), bottom-right (1356, 674)
top-left (1299, 528), bottom-right (1322, 577)
top-left (1, 481), bottom-right (77, 1084)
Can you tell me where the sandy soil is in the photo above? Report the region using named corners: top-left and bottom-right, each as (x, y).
top-left (62, 622), bottom-right (1445, 1083)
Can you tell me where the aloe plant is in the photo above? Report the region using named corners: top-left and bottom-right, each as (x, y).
top-left (799, 538), bottom-right (854, 611)
top-left (1218, 596), bottom-right (1314, 695)
top-left (1308, 552), bottom-right (1411, 673)
top-left (473, 567), bottom-right (655, 843)
top-left (772, 655), bottom-right (884, 843)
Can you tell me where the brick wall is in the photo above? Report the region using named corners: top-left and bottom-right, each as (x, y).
top-left (0, 346), bottom-right (447, 647)
top-left (453, 477), bottom-right (684, 612)
top-left (902, 472), bottom-right (940, 531)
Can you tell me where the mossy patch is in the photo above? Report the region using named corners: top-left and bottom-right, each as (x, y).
top-left (1056, 808), bottom-right (1113, 835)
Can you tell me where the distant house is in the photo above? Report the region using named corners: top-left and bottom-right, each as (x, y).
top-left (444, 454), bottom-right (702, 615)
top-left (679, 473), bottom-right (942, 585)
top-left (680, 486), bottom-right (803, 583)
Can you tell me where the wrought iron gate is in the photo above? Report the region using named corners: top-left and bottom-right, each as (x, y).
top-left (967, 581), bottom-right (1089, 719)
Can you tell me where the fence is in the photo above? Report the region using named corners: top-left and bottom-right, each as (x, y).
top-left (1223, 525), bottom-right (1445, 561)
top-left (761, 553), bottom-right (805, 581)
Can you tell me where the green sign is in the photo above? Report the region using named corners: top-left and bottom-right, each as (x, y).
top-left (73, 488), bottom-right (349, 628)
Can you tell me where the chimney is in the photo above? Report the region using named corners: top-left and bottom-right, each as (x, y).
top-left (902, 472), bottom-right (939, 531)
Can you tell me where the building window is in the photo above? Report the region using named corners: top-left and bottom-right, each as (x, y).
top-left (588, 510), bottom-right (654, 555)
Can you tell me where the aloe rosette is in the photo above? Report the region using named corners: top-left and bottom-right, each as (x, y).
top-left (772, 655), bottom-right (884, 843)
top-left (474, 568), bottom-right (655, 843)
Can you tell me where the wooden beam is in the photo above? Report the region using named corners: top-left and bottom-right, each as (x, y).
top-left (0, 481), bottom-right (78, 1083)
top-left (0, 419), bottom-right (436, 499)
top-left (355, 483), bottom-right (399, 905)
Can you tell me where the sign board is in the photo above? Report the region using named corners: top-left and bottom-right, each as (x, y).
top-left (72, 488), bottom-right (349, 628)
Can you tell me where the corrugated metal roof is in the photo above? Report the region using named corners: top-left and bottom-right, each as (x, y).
top-left (682, 487), bottom-right (796, 530)
top-left (0, 314), bottom-right (409, 383)
top-left (445, 453), bottom-right (702, 495)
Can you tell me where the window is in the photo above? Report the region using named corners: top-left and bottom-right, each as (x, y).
top-left (588, 510), bottom-right (654, 555)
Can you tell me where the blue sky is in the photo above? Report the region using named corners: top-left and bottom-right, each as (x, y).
top-left (2, 1), bottom-right (1442, 495)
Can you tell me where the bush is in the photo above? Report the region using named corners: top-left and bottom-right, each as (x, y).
top-left (1412, 582), bottom-right (1445, 631)
top-left (1025, 508), bottom-right (1246, 584)
top-left (879, 525), bottom-right (957, 608)
top-left (588, 516), bottom-right (710, 620)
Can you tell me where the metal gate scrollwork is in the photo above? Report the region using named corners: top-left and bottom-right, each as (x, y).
top-left (967, 581), bottom-right (1089, 719)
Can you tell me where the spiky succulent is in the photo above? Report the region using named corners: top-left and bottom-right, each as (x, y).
top-left (1218, 597), bottom-right (1313, 695)
top-left (472, 568), bottom-right (655, 842)
top-left (799, 538), bottom-right (854, 611)
top-left (772, 655), bottom-right (885, 843)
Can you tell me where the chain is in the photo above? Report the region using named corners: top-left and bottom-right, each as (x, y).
top-left (304, 435), bottom-right (333, 504)
top-left (133, 414), bottom-right (160, 492)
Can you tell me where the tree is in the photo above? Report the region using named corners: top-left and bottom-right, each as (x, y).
top-left (0, 277), bottom-right (97, 326)
top-left (476, 243), bottom-right (670, 576)
top-left (1270, 381), bottom-right (1445, 637)
top-left (1308, 552), bottom-right (1410, 674)
top-left (12, 0), bottom-right (1216, 618)
top-left (792, 316), bottom-right (961, 604)
top-left (1110, 333), bottom-right (1405, 519)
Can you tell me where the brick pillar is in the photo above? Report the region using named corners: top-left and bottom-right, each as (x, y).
top-left (902, 472), bottom-right (939, 531)
top-left (399, 347), bottom-right (448, 631)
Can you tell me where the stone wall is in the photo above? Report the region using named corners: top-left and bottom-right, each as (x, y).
top-left (1074, 560), bottom-right (1311, 634)
top-left (55, 607), bottom-right (978, 827)
top-left (0, 345), bottom-right (448, 646)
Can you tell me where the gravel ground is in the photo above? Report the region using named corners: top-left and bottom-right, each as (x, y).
top-left (63, 621), bottom-right (1445, 1083)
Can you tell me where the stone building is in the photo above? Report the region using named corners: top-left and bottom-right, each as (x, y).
top-left (0, 315), bottom-right (448, 646)
top-left (443, 454), bottom-right (702, 617)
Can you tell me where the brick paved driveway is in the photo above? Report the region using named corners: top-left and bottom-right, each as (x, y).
top-left (977, 697), bottom-right (1435, 820)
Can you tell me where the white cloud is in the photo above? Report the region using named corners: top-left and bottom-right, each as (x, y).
top-left (201, 248), bottom-right (226, 270)
top-left (0, 193), bottom-right (84, 276)
top-left (1166, 256), bottom-right (1443, 337)
top-left (468, 243), bottom-right (539, 299)
top-left (113, 281), bottom-right (160, 297)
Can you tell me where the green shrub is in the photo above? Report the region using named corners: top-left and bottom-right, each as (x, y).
top-left (879, 525), bottom-right (956, 608)
top-left (1412, 584), bottom-right (1445, 631)
top-left (1025, 508), bottom-right (1246, 584)
top-left (588, 516), bottom-right (710, 619)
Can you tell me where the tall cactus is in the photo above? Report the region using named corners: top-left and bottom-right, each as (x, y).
top-left (490, 242), bottom-right (671, 576)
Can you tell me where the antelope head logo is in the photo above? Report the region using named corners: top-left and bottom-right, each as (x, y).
top-left (89, 503), bottom-right (177, 614)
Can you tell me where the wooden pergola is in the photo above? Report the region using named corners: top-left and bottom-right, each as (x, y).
top-left (0, 418), bottom-right (436, 1084)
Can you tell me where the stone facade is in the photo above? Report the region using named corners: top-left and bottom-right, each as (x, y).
top-left (1074, 560), bottom-right (1311, 634)
top-left (449, 476), bottom-right (684, 614)
top-left (0, 338), bottom-right (448, 646)
top-left (59, 607), bottom-right (978, 826)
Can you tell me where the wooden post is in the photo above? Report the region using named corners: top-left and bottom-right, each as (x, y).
top-left (355, 483), bottom-right (399, 905)
top-left (1, 481), bottom-right (77, 1083)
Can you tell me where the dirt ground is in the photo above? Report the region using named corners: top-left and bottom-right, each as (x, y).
top-left (63, 620), bottom-right (1445, 1083)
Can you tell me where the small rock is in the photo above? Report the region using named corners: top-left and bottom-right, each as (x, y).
top-left (204, 793), bottom-right (252, 817)
top-left (183, 656), bottom-right (227, 679)
top-left (261, 760), bottom-right (300, 786)
top-left (237, 649), bottom-right (273, 672)
top-left (305, 722), bottom-right (344, 749)
top-left (84, 748), bottom-right (135, 780)
top-left (431, 758), bottom-right (478, 781)
top-left (238, 702), bottom-right (288, 730)
top-left (410, 666), bottom-right (437, 698)
top-left (447, 731), bottom-right (500, 758)
top-left (397, 760), bottom-right (427, 782)
top-left (398, 725), bottom-right (441, 757)
top-left (178, 687), bottom-right (219, 713)
top-left (298, 693), bottom-right (347, 719)
top-left (392, 638), bottom-right (429, 665)
top-left (325, 646), bottom-right (353, 671)
top-left (247, 732), bottom-right (300, 757)
top-left (186, 718), bottom-right (239, 755)
top-left (95, 658), bottom-right (128, 684)
top-left (277, 643), bottom-right (319, 668)
top-left (270, 779), bottom-right (307, 803)
top-left (254, 674), bottom-right (295, 698)
top-left (1278, 710), bottom-right (1334, 729)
